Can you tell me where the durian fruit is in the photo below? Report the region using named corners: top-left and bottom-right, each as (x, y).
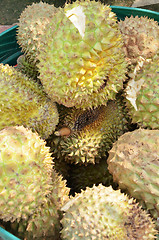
top-left (0, 125), bottom-right (70, 239)
top-left (124, 56), bottom-right (159, 129)
top-left (25, 171), bottom-right (69, 239)
top-left (0, 125), bottom-right (54, 222)
top-left (68, 156), bottom-right (118, 194)
top-left (0, 63), bottom-right (59, 139)
top-left (61, 184), bottom-right (157, 239)
top-left (9, 200), bottom-right (60, 240)
top-left (13, 171), bottom-right (70, 240)
top-left (48, 95), bottom-right (129, 164)
top-left (37, 0), bottom-right (128, 109)
top-left (107, 128), bottom-right (159, 220)
top-left (17, 1), bottom-right (59, 62)
top-left (118, 16), bottom-right (159, 66)
top-left (16, 54), bottom-right (40, 82)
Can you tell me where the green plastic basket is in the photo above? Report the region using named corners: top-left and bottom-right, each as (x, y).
top-left (0, 227), bottom-right (20, 240)
top-left (0, 25), bottom-right (22, 66)
top-left (0, 5), bottom-right (159, 240)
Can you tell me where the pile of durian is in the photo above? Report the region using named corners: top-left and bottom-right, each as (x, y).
top-left (0, 1), bottom-right (159, 239)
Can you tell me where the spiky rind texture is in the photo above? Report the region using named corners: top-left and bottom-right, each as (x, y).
top-left (46, 122), bottom-right (71, 180)
top-left (49, 96), bottom-right (129, 164)
top-left (38, 0), bottom-right (127, 109)
top-left (68, 157), bottom-right (117, 193)
top-left (17, 2), bottom-right (59, 62)
top-left (13, 170), bottom-right (70, 240)
top-left (107, 128), bottom-right (159, 219)
top-left (50, 169), bottom-right (70, 210)
top-left (125, 57), bottom-right (159, 129)
top-left (10, 200), bottom-right (60, 240)
top-left (118, 16), bottom-right (159, 65)
top-left (0, 126), bottom-right (53, 222)
top-left (0, 63), bottom-right (59, 139)
top-left (16, 54), bottom-right (40, 81)
top-left (61, 184), bottom-right (157, 239)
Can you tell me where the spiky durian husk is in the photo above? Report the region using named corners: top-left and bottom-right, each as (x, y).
top-left (46, 122), bottom-right (71, 180)
top-left (107, 128), bottom-right (159, 220)
top-left (118, 16), bottom-right (159, 66)
top-left (0, 63), bottom-right (59, 139)
top-left (17, 2), bottom-right (59, 62)
top-left (9, 200), bottom-right (60, 240)
top-left (50, 169), bottom-right (70, 209)
top-left (37, 0), bottom-right (127, 109)
top-left (61, 184), bottom-right (157, 239)
top-left (124, 56), bottom-right (159, 129)
top-left (12, 170), bottom-right (70, 240)
top-left (23, 201), bottom-right (60, 240)
top-left (48, 95), bottom-right (129, 164)
top-left (0, 126), bottom-right (54, 222)
top-left (68, 156), bottom-right (118, 194)
top-left (16, 55), bottom-right (40, 82)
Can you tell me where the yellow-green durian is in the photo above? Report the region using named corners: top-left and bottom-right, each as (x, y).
top-left (37, 0), bottom-right (127, 109)
top-left (0, 63), bottom-right (59, 139)
top-left (68, 156), bottom-right (117, 194)
top-left (107, 128), bottom-right (159, 220)
top-left (9, 200), bottom-right (60, 240)
top-left (118, 16), bottom-right (159, 65)
top-left (0, 126), bottom-right (54, 222)
top-left (124, 56), bottom-right (159, 129)
top-left (13, 171), bottom-right (70, 240)
top-left (48, 95), bottom-right (129, 164)
top-left (16, 54), bottom-right (40, 82)
top-left (61, 184), bottom-right (157, 239)
top-left (17, 1), bottom-right (59, 62)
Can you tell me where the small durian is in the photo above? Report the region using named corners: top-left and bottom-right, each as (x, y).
top-left (37, 0), bottom-right (127, 109)
top-left (17, 1), bottom-right (59, 62)
top-left (68, 156), bottom-right (118, 194)
top-left (16, 54), bottom-right (40, 82)
top-left (107, 128), bottom-right (159, 220)
top-left (9, 200), bottom-right (60, 240)
top-left (0, 125), bottom-right (70, 238)
top-left (61, 184), bottom-right (157, 239)
top-left (118, 16), bottom-right (159, 65)
top-left (124, 56), bottom-right (159, 129)
top-left (0, 126), bottom-right (53, 222)
top-left (48, 95), bottom-right (129, 164)
top-left (0, 63), bottom-right (59, 139)
top-left (14, 171), bottom-right (70, 240)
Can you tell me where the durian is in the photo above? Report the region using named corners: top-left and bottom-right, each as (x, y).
top-left (9, 200), bottom-right (60, 240)
top-left (68, 156), bottom-right (117, 194)
top-left (17, 2), bottom-right (59, 62)
top-left (0, 126), bottom-right (53, 222)
top-left (61, 184), bottom-right (157, 239)
top-left (48, 95), bottom-right (129, 164)
top-left (16, 54), bottom-right (40, 82)
top-left (37, 0), bottom-right (127, 109)
top-left (124, 56), bottom-right (159, 129)
top-left (13, 171), bottom-right (70, 240)
top-left (0, 125), bottom-right (70, 238)
top-left (107, 128), bottom-right (159, 220)
top-left (0, 63), bottom-right (59, 139)
top-left (118, 16), bottom-right (159, 65)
